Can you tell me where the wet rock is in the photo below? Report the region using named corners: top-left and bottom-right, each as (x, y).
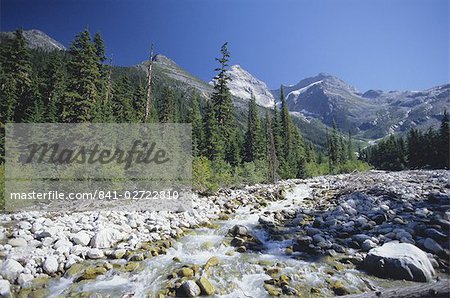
top-left (330, 280), bottom-right (350, 296)
top-left (113, 249), bottom-right (127, 259)
top-left (81, 266), bottom-right (107, 280)
top-left (180, 280), bottom-right (201, 297)
top-left (237, 246), bottom-right (246, 253)
top-left (282, 285), bottom-right (297, 295)
top-left (123, 262), bottom-right (140, 272)
top-left (364, 242), bottom-right (435, 282)
top-left (65, 263), bottom-right (86, 278)
top-left (196, 276), bottom-right (215, 295)
top-left (129, 253), bottom-right (144, 261)
top-left (205, 256), bottom-right (219, 269)
top-left (229, 225), bottom-right (249, 237)
top-left (263, 283), bottom-right (281, 296)
top-left (178, 267), bottom-right (194, 278)
top-left (230, 237), bottom-right (245, 247)
top-left (43, 256), bottom-right (58, 274)
top-left (0, 259), bottom-right (24, 281)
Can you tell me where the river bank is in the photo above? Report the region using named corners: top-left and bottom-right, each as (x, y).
top-left (0, 170), bottom-right (449, 297)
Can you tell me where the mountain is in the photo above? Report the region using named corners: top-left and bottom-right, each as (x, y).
top-left (137, 54), bottom-right (213, 98)
top-left (271, 74), bottom-right (449, 139)
top-left (0, 29), bottom-right (65, 52)
top-left (223, 65), bottom-right (276, 108)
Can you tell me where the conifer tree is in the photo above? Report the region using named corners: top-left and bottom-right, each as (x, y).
top-left (159, 86), bottom-right (176, 123)
top-left (189, 95), bottom-right (204, 157)
top-left (440, 110), bottom-right (449, 168)
top-left (41, 53), bottom-right (66, 122)
top-left (244, 94), bottom-right (264, 162)
top-left (204, 102), bottom-right (224, 161)
top-left (265, 110), bottom-right (279, 182)
top-left (111, 76), bottom-right (135, 122)
top-left (0, 29), bottom-right (33, 122)
top-left (64, 29), bottom-right (100, 122)
top-left (211, 42), bottom-right (239, 165)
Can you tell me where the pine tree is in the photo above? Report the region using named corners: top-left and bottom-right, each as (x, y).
top-left (211, 42), bottom-right (239, 165)
top-left (111, 76), bottom-right (135, 122)
top-left (265, 110), bottom-right (279, 183)
top-left (41, 53), bottom-right (66, 122)
top-left (244, 94), bottom-right (264, 162)
top-left (280, 86), bottom-right (293, 159)
top-left (64, 29), bottom-right (100, 122)
top-left (204, 102), bottom-right (224, 161)
top-left (0, 29), bottom-right (33, 122)
top-left (189, 95), bottom-right (204, 157)
top-left (159, 86), bottom-right (176, 123)
top-left (440, 110), bottom-right (450, 168)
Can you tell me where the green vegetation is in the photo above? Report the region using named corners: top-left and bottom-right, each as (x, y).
top-left (0, 29), bottom-right (374, 202)
top-left (360, 110), bottom-right (449, 170)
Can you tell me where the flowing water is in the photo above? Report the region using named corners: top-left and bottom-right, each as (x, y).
top-left (43, 183), bottom-right (417, 297)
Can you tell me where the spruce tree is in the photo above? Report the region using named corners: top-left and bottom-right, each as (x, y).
top-left (440, 110), bottom-right (450, 168)
top-left (265, 110), bottom-right (279, 182)
top-left (189, 95), bottom-right (204, 157)
top-left (64, 29), bottom-right (100, 122)
top-left (204, 102), bottom-right (224, 161)
top-left (159, 86), bottom-right (176, 123)
top-left (111, 76), bottom-right (135, 122)
top-left (211, 42), bottom-right (239, 165)
top-left (0, 29), bottom-right (33, 122)
top-left (244, 94), bottom-right (264, 162)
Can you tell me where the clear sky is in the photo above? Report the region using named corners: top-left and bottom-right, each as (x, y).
top-left (1, 0), bottom-right (448, 92)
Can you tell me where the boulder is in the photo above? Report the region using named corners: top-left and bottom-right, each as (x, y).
top-left (72, 231), bottom-right (91, 246)
top-left (196, 276), bottom-right (215, 295)
top-left (364, 242), bottom-right (435, 282)
top-left (87, 248), bottom-right (104, 259)
top-left (17, 273), bottom-right (34, 286)
top-left (8, 238), bottom-right (27, 247)
top-left (43, 256), bottom-right (59, 274)
top-left (181, 280), bottom-right (201, 297)
top-left (423, 238), bottom-right (444, 255)
top-left (0, 280), bottom-right (11, 297)
top-left (90, 228), bottom-right (124, 249)
top-left (229, 225), bottom-right (249, 237)
top-left (0, 259), bottom-right (24, 281)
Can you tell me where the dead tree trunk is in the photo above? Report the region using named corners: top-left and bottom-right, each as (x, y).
top-left (144, 44), bottom-right (154, 123)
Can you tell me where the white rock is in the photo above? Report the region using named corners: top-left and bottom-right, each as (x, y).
top-left (18, 221), bottom-right (32, 230)
top-left (364, 242), bottom-right (435, 282)
top-left (91, 228), bottom-right (124, 249)
top-left (72, 231), bottom-right (91, 246)
top-left (8, 238), bottom-right (27, 247)
top-left (17, 273), bottom-right (34, 286)
top-left (0, 259), bottom-right (24, 281)
top-left (0, 279), bottom-right (11, 297)
top-left (87, 248), bottom-right (104, 259)
top-left (43, 256), bottom-right (58, 274)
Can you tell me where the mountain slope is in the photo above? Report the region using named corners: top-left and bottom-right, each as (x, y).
top-left (271, 74), bottom-right (449, 139)
top-left (224, 65), bottom-right (276, 108)
top-left (0, 29), bottom-right (65, 51)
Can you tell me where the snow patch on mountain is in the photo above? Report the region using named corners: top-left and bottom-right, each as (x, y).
top-left (287, 80), bottom-right (323, 103)
top-left (225, 65), bottom-right (276, 108)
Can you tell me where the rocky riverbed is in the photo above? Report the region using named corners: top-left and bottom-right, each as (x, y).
top-left (0, 170), bottom-right (449, 297)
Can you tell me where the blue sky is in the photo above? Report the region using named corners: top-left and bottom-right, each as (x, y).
top-left (1, 0), bottom-right (448, 91)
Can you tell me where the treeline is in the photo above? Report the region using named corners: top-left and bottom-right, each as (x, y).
top-left (359, 111), bottom-right (449, 170)
top-left (0, 28), bottom-right (370, 194)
